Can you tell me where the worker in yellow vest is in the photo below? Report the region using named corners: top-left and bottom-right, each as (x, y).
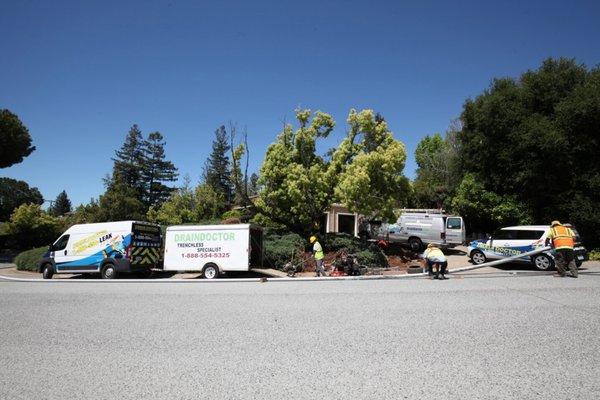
top-left (423, 243), bottom-right (448, 280)
top-left (545, 221), bottom-right (577, 278)
top-left (310, 235), bottom-right (326, 277)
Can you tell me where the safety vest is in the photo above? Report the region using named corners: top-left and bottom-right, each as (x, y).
top-left (313, 242), bottom-right (324, 260)
top-left (550, 226), bottom-right (574, 250)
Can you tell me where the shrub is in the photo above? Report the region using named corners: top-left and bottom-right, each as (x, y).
top-left (221, 209), bottom-right (244, 220)
top-left (355, 247), bottom-right (388, 268)
top-left (589, 249), bottom-right (600, 262)
top-left (15, 246), bottom-right (47, 271)
top-left (263, 231), bottom-right (305, 268)
top-left (322, 233), bottom-right (362, 253)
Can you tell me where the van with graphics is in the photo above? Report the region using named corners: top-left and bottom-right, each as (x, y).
top-left (467, 225), bottom-right (588, 271)
top-left (161, 224), bottom-right (263, 279)
top-left (38, 221), bottom-right (162, 279)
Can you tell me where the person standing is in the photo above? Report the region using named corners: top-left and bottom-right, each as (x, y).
top-left (546, 221), bottom-right (577, 278)
top-left (310, 235), bottom-right (326, 277)
top-left (423, 243), bottom-right (448, 280)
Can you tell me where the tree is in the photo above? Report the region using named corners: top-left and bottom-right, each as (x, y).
top-left (112, 124), bottom-right (145, 195)
top-left (256, 108), bottom-right (409, 236)
top-left (203, 125), bottom-right (232, 208)
top-left (0, 109), bottom-right (36, 168)
top-left (456, 58), bottom-right (600, 246)
top-left (412, 121), bottom-right (461, 208)
top-left (147, 183), bottom-right (223, 225)
top-left (0, 177), bottom-right (43, 221)
top-left (248, 173), bottom-right (260, 196)
top-left (95, 174), bottom-right (146, 222)
top-left (49, 190), bottom-right (72, 216)
top-left (142, 131), bottom-right (178, 208)
top-left (5, 204), bottom-right (61, 249)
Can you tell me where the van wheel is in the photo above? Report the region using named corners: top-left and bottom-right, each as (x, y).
top-left (408, 238), bottom-right (423, 252)
top-left (202, 264), bottom-right (219, 279)
top-left (533, 254), bottom-right (553, 271)
top-left (101, 263), bottom-right (117, 279)
top-left (471, 250), bottom-right (487, 265)
top-left (42, 264), bottom-right (54, 279)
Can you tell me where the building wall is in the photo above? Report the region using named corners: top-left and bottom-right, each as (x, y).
top-left (325, 204), bottom-right (359, 236)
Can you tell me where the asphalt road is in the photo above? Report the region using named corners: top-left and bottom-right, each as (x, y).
top-left (1, 270), bottom-right (600, 399)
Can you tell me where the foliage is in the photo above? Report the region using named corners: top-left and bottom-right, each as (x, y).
top-left (321, 233), bottom-right (362, 252)
top-left (49, 190), bottom-right (72, 216)
top-left (589, 250), bottom-right (600, 262)
top-left (456, 58), bottom-right (600, 246)
top-left (15, 246), bottom-right (47, 271)
top-left (142, 131), bottom-right (179, 208)
top-left (147, 183), bottom-right (224, 225)
top-left (5, 204), bottom-right (62, 249)
top-left (203, 125), bottom-right (232, 210)
top-left (0, 177), bottom-right (43, 221)
top-left (354, 248), bottom-right (388, 268)
top-left (221, 209), bottom-right (244, 220)
top-left (257, 109), bottom-right (409, 236)
top-left (0, 109), bottom-right (36, 168)
top-left (451, 173), bottom-right (532, 233)
top-left (262, 231), bottom-right (305, 268)
top-left (112, 124), bottom-right (146, 195)
top-left (95, 174), bottom-right (146, 222)
top-left (412, 122), bottom-right (461, 208)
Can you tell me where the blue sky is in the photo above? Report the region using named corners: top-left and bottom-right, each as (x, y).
top-left (2, 0), bottom-right (599, 207)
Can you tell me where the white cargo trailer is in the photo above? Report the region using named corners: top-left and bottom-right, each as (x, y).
top-left (162, 224), bottom-right (263, 279)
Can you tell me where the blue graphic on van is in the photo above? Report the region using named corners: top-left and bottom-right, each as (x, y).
top-left (56, 234), bottom-right (132, 270)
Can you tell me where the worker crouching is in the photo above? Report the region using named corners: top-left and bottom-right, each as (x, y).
top-left (423, 243), bottom-right (448, 280)
top-left (546, 221), bottom-right (578, 278)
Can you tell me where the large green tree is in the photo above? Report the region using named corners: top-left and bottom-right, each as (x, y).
top-left (256, 109), bottom-right (409, 236)
top-left (49, 190), bottom-right (72, 217)
top-left (0, 109), bottom-right (36, 168)
top-left (111, 124), bottom-right (145, 197)
top-left (0, 177), bottom-right (43, 221)
top-left (142, 131), bottom-right (178, 208)
top-left (4, 204), bottom-right (61, 249)
top-left (147, 183), bottom-right (223, 225)
top-left (203, 125), bottom-right (232, 209)
top-left (456, 58), bottom-right (600, 245)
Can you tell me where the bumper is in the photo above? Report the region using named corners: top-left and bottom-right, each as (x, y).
top-left (574, 246), bottom-right (588, 262)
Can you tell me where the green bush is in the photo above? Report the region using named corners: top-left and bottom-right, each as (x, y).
top-left (221, 209), bottom-right (244, 220)
top-left (15, 246), bottom-right (47, 271)
top-left (322, 233), bottom-right (362, 253)
top-left (589, 249), bottom-right (600, 262)
top-left (355, 247), bottom-right (388, 268)
top-left (263, 231), bottom-right (305, 268)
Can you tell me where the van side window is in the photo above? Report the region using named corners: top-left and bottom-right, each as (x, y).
top-left (447, 218), bottom-right (462, 229)
top-left (494, 230), bottom-right (516, 240)
top-left (53, 235), bottom-right (70, 251)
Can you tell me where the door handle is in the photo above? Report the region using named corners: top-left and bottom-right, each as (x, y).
top-left (64, 250), bottom-right (68, 255)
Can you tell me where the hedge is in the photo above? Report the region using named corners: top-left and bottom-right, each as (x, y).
top-left (15, 246), bottom-right (47, 271)
top-left (263, 231), bottom-right (305, 268)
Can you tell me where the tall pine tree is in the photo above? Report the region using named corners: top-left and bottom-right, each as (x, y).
top-left (203, 126), bottom-right (232, 208)
top-left (142, 131), bottom-right (179, 208)
top-left (111, 124), bottom-right (145, 196)
top-left (50, 190), bottom-right (72, 216)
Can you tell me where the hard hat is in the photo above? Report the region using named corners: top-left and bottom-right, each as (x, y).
top-left (427, 243), bottom-right (436, 248)
top-left (309, 236), bottom-right (317, 243)
top-left (551, 220), bottom-right (561, 227)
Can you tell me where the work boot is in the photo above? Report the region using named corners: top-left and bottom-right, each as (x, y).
top-left (433, 274), bottom-right (439, 280)
top-left (441, 275), bottom-right (448, 280)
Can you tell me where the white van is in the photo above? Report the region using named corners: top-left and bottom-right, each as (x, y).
top-left (38, 221), bottom-right (162, 279)
top-left (162, 224), bottom-right (263, 279)
top-left (379, 209), bottom-right (466, 251)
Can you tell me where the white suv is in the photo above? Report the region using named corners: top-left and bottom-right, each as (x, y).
top-left (467, 225), bottom-right (588, 271)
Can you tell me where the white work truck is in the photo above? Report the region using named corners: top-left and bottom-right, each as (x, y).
top-left (377, 209), bottom-right (466, 251)
top-left (162, 224), bottom-right (263, 279)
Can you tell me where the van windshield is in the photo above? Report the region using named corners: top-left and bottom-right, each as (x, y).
top-left (132, 223), bottom-right (162, 247)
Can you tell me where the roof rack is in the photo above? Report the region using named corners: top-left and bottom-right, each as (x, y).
top-left (400, 208), bottom-right (446, 214)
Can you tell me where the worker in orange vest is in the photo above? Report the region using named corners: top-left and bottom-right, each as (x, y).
top-left (545, 221), bottom-right (577, 278)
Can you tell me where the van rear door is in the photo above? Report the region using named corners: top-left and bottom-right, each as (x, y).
top-left (130, 223), bottom-right (162, 266)
top-left (445, 217), bottom-right (464, 245)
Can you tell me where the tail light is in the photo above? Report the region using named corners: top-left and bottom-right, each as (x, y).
top-left (125, 245), bottom-right (132, 259)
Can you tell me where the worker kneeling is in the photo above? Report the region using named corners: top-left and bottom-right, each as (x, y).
top-left (423, 243), bottom-right (448, 280)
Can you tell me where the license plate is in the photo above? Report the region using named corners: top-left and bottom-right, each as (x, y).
top-left (577, 255), bottom-right (584, 260)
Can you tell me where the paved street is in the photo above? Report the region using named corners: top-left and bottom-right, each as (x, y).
top-left (1, 267), bottom-right (600, 399)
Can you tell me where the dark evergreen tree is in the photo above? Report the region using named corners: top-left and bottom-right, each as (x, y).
top-left (203, 126), bottom-right (232, 207)
top-left (142, 131), bottom-right (179, 208)
top-left (50, 190), bottom-right (72, 216)
top-left (111, 124), bottom-right (145, 196)
top-left (248, 173), bottom-right (260, 196)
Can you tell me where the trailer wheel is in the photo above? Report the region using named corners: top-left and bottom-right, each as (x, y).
top-left (408, 237), bottom-right (423, 252)
top-left (42, 263), bottom-right (54, 279)
top-left (202, 263), bottom-right (219, 279)
top-left (101, 263), bottom-right (117, 279)
top-left (533, 254), bottom-right (554, 271)
top-left (470, 250), bottom-right (487, 265)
